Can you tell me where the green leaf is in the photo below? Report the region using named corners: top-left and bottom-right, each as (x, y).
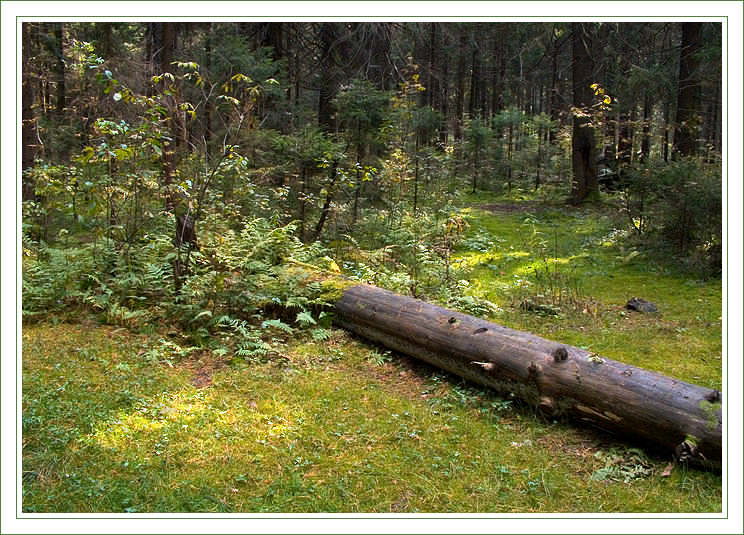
top-left (311, 328), bottom-right (331, 342)
top-left (589, 467), bottom-right (612, 481)
top-left (261, 319), bottom-right (293, 334)
top-left (295, 311), bottom-right (316, 327)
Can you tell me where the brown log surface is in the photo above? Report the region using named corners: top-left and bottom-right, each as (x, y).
top-left (334, 284), bottom-right (721, 467)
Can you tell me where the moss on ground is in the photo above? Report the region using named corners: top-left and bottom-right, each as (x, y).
top-left (21, 195), bottom-right (723, 513)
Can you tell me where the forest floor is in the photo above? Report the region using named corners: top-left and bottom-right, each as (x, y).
top-left (21, 193), bottom-right (723, 513)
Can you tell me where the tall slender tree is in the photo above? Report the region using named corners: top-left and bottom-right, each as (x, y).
top-left (674, 22), bottom-right (703, 158)
top-left (22, 23), bottom-right (37, 201)
top-left (570, 22), bottom-right (598, 203)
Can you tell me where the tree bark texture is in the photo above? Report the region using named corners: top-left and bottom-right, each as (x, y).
top-left (334, 284), bottom-right (721, 467)
top-left (570, 23), bottom-right (598, 203)
top-left (674, 22), bottom-right (703, 158)
top-left (317, 22), bottom-right (339, 131)
top-left (454, 25), bottom-right (467, 141)
top-left (53, 23), bottom-right (66, 118)
top-left (21, 23), bottom-right (36, 200)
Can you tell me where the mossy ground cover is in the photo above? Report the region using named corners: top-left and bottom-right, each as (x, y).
top-left (22, 195), bottom-right (723, 513)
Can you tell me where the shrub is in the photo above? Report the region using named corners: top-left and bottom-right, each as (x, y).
top-left (619, 157), bottom-right (721, 274)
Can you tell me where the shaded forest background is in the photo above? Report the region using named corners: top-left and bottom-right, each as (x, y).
top-left (21, 21), bottom-right (722, 328)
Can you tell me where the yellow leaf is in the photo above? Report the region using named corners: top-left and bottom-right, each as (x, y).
top-left (328, 260), bottom-right (341, 273)
top-left (604, 96), bottom-right (612, 104)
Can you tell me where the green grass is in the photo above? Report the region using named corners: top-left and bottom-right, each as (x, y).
top-left (22, 195), bottom-right (723, 513)
top-left (455, 194), bottom-right (722, 390)
top-left (22, 323), bottom-right (721, 513)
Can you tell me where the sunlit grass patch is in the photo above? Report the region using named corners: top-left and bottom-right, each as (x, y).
top-left (22, 320), bottom-right (721, 513)
top-left (452, 198), bottom-right (721, 387)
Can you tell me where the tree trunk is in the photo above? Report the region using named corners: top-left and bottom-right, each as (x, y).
top-left (204, 22), bottom-right (214, 157)
top-left (367, 23), bottom-right (392, 90)
top-left (98, 22), bottom-right (113, 58)
top-left (705, 74), bottom-right (722, 157)
top-left (640, 93), bottom-right (651, 162)
top-left (439, 56), bottom-right (449, 145)
top-left (334, 284), bottom-right (721, 467)
top-left (674, 22), bottom-right (703, 158)
top-left (151, 22), bottom-right (179, 199)
top-left (617, 113), bottom-right (633, 167)
top-left (468, 37), bottom-right (481, 118)
top-left (317, 22), bottom-right (339, 131)
top-left (454, 26), bottom-right (467, 141)
top-left (490, 28), bottom-right (501, 118)
top-left (570, 23), bottom-right (598, 203)
top-left (312, 161), bottom-right (340, 241)
top-left (298, 167), bottom-right (307, 242)
top-left (21, 23), bottom-right (36, 201)
top-left (663, 101), bottom-right (671, 162)
top-left (425, 23), bottom-right (437, 109)
top-left (53, 23), bottom-right (65, 118)
top-left (258, 22), bottom-right (284, 60)
top-left (548, 39), bottom-right (558, 143)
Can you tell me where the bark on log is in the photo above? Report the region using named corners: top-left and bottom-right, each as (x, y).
top-left (334, 284), bottom-right (721, 467)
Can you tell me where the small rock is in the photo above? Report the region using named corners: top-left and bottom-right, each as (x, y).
top-left (626, 297), bottom-right (658, 313)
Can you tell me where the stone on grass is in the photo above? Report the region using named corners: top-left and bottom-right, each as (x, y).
top-left (626, 297), bottom-right (658, 313)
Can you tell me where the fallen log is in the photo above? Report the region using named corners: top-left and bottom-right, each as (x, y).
top-left (333, 284), bottom-right (721, 468)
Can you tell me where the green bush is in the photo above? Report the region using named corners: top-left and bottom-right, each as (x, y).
top-left (619, 158), bottom-right (721, 274)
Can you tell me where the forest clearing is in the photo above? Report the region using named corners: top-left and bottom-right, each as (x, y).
top-left (19, 20), bottom-right (724, 514)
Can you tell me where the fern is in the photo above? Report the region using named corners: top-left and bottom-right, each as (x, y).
top-left (311, 328), bottom-right (331, 342)
top-left (295, 311), bottom-right (316, 327)
top-left (285, 295), bottom-right (309, 309)
top-left (261, 319), bottom-right (293, 334)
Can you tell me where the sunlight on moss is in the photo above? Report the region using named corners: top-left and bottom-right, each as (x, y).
top-left (457, 250), bottom-right (530, 269)
top-left (513, 256), bottom-right (573, 277)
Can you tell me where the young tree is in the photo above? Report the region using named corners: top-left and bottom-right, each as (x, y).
top-left (334, 79), bottom-right (390, 225)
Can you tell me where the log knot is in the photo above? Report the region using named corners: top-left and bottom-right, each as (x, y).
top-left (552, 346), bottom-right (568, 362)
